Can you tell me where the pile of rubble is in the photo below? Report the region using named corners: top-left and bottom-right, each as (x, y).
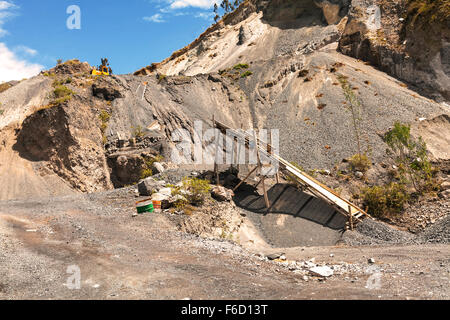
top-left (134, 174), bottom-right (243, 240)
top-left (257, 253), bottom-right (381, 282)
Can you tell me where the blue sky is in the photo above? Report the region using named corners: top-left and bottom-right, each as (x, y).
top-left (0, 0), bottom-right (220, 82)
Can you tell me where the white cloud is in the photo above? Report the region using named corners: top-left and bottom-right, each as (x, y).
top-left (0, 43), bottom-right (43, 82)
top-left (14, 45), bottom-right (37, 56)
top-left (0, 1), bottom-right (43, 82)
top-left (0, 1), bottom-right (16, 11)
top-left (195, 11), bottom-right (214, 20)
top-left (169, 0), bottom-right (217, 9)
top-left (143, 13), bottom-right (165, 23)
top-left (0, 1), bottom-right (17, 37)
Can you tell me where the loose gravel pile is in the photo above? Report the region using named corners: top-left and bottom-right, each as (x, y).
top-left (342, 214), bottom-right (450, 246)
top-left (341, 219), bottom-right (415, 246)
top-left (415, 215), bottom-right (450, 244)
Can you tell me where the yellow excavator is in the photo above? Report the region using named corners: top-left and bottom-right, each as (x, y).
top-left (91, 65), bottom-right (110, 76)
top-left (91, 58), bottom-right (112, 76)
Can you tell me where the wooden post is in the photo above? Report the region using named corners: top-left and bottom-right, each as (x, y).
top-left (233, 166), bottom-right (258, 192)
top-left (213, 116), bottom-right (220, 186)
top-left (237, 123), bottom-right (243, 174)
top-left (254, 130), bottom-right (270, 210)
top-left (348, 205), bottom-right (353, 231)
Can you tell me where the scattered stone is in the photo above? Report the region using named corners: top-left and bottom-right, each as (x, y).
top-left (441, 181), bottom-right (450, 190)
top-left (211, 186), bottom-right (234, 202)
top-left (138, 177), bottom-right (166, 196)
top-left (267, 253), bottom-right (284, 261)
top-left (440, 190), bottom-right (450, 200)
top-left (368, 258), bottom-right (376, 264)
top-left (355, 171), bottom-right (364, 179)
top-left (279, 255), bottom-right (287, 261)
top-left (309, 266), bottom-right (334, 277)
top-left (152, 162), bottom-right (165, 174)
top-left (159, 188), bottom-right (172, 197)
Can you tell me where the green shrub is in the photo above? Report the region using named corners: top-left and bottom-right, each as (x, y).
top-left (0, 109), bottom-right (4, 116)
top-left (385, 122), bottom-right (434, 193)
top-left (338, 74), bottom-right (364, 162)
top-left (157, 74), bottom-right (167, 84)
top-left (181, 177), bottom-right (211, 206)
top-left (241, 71), bottom-right (253, 78)
top-left (140, 168), bottom-right (153, 180)
top-left (140, 155), bottom-right (164, 179)
top-left (99, 110), bottom-right (111, 124)
top-left (349, 153), bottom-right (372, 172)
top-left (363, 183), bottom-right (409, 218)
top-left (52, 96), bottom-right (72, 105)
top-left (132, 125), bottom-right (145, 138)
top-left (406, 0), bottom-right (450, 28)
top-left (233, 63), bottom-right (249, 70)
top-left (53, 85), bottom-right (74, 99)
top-left (99, 110), bottom-right (111, 144)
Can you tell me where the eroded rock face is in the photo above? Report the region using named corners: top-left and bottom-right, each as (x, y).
top-left (92, 77), bottom-right (123, 101)
top-left (15, 101), bottom-right (113, 193)
top-left (339, 0), bottom-right (450, 101)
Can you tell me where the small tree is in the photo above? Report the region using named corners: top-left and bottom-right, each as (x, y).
top-left (385, 122), bottom-right (433, 193)
top-left (338, 75), bottom-right (364, 163)
top-left (98, 58), bottom-right (113, 74)
top-left (213, 3), bottom-right (220, 22)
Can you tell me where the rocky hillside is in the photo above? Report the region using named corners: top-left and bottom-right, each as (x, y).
top-left (0, 0), bottom-right (449, 204)
top-left (137, 0), bottom-right (449, 101)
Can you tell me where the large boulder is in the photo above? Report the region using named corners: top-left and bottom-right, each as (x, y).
top-left (138, 177), bottom-right (166, 196)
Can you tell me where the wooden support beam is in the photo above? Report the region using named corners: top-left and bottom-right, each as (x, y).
top-left (233, 166), bottom-right (258, 192)
top-left (213, 116), bottom-right (220, 186)
top-left (348, 205), bottom-right (354, 231)
top-left (253, 129), bottom-right (270, 210)
top-left (261, 175), bottom-right (270, 211)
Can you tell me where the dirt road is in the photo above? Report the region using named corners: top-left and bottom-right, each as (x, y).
top-left (0, 189), bottom-right (448, 300)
